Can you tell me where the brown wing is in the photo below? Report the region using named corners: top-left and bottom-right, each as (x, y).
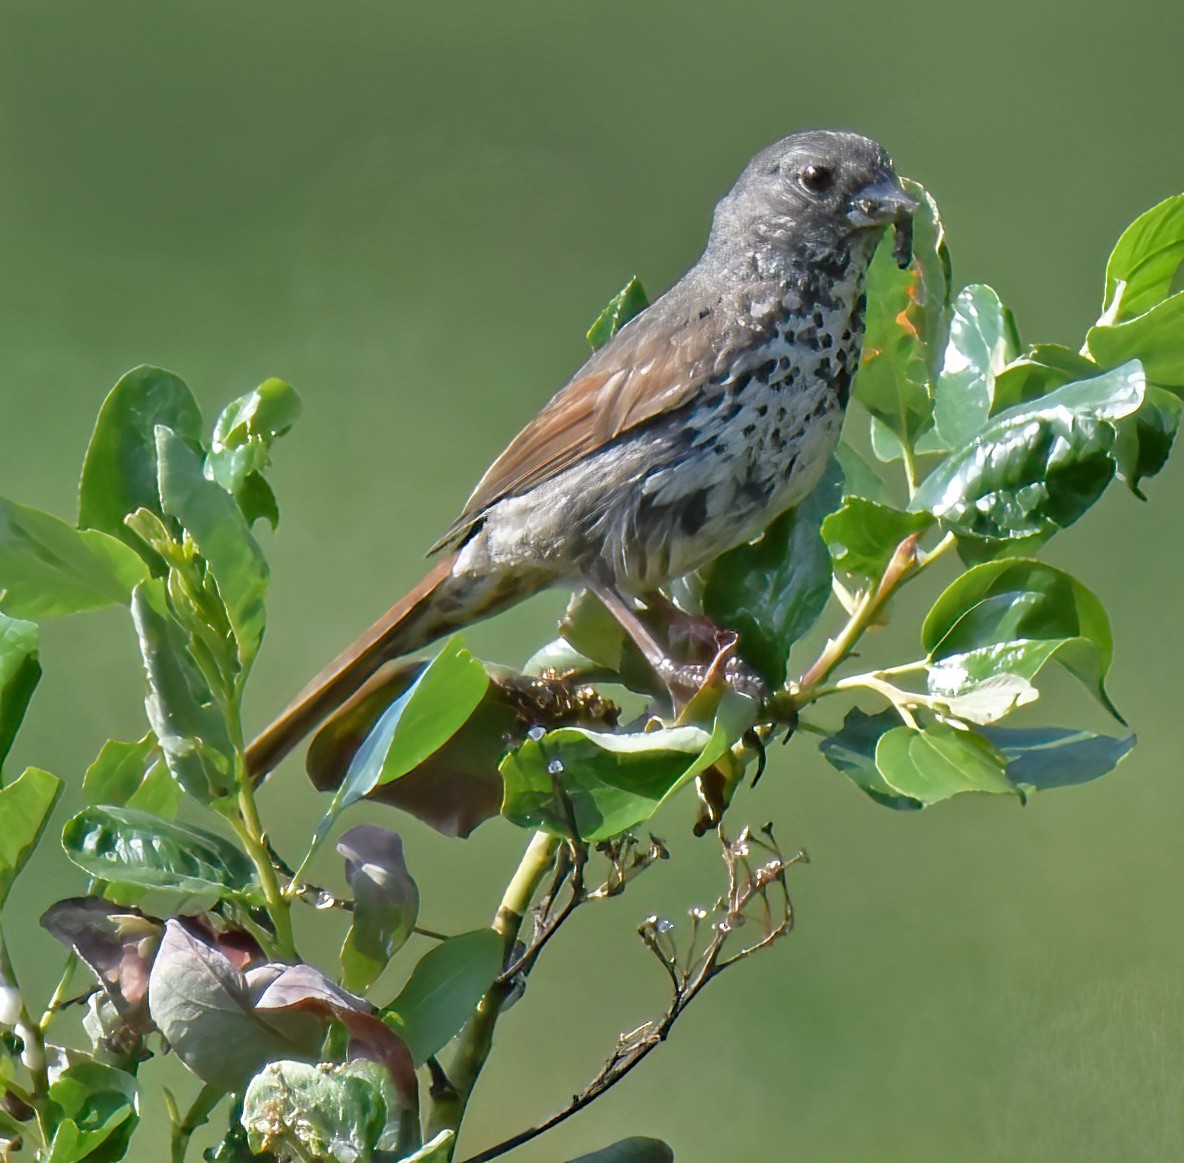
top-left (429, 275), bottom-right (742, 553)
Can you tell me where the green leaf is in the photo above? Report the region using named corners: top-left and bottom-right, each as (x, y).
top-left (1112, 384), bottom-right (1183, 496)
top-left (82, 736), bottom-right (157, 807)
top-left (703, 458), bottom-right (842, 684)
top-left (0, 499), bottom-right (150, 618)
top-left (241, 1060), bottom-right (386, 1163)
top-left (821, 497), bottom-right (931, 586)
top-left (338, 825), bottom-right (420, 994)
top-left (853, 180), bottom-right (950, 448)
top-left (500, 721), bottom-right (726, 841)
top-left (1099, 194), bottom-right (1184, 323)
top-left (206, 378), bottom-right (301, 527)
top-left (834, 441), bottom-right (891, 503)
top-left (78, 365), bottom-right (203, 554)
top-left (320, 639), bottom-right (488, 827)
top-left (1087, 293), bottom-right (1184, 388)
top-left (875, 722), bottom-right (1015, 805)
top-left (43, 1060), bottom-right (139, 1163)
top-left (0, 766), bottom-right (63, 905)
top-left (0, 611), bottom-right (39, 772)
top-left (398, 1131), bottom-right (455, 1162)
top-left (156, 427), bottom-right (269, 666)
top-left (979, 726), bottom-right (1135, 794)
top-left (911, 361), bottom-right (1146, 542)
top-left (383, 928), bottom-right (502, 1064)
top-left (586, 277), bottom-right (649, 350)
top-left (566, 1138), bottom-right (675, 1163)
top-left (922, 559), bottom-right (1118, 718)
top-left (991, 344), bottom-right (1100, 413)
top-left (131, 582), bottom-right (235, 803)
top-left (818, 708), bottom-right (921, 810)
top-left (61, 805), bottom-right (260, 901)
top-left (933, 284), bottom-right (1019, 446)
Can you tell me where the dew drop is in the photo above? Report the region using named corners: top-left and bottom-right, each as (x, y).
top-left (547, 758), bottom-right (564, 775)
top-left (528, 726), bottom-right (546, 741)
top-left (655, 917), bottom-right (675, 933)
top-left (314, 891), bottom-right (335, 911)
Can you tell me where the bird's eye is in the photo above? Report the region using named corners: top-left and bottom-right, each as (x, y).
top-left (799, 164), bottom-right (834, 194)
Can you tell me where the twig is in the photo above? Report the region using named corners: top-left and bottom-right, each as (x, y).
top-left (458, 827), bottom-right (804, 1163)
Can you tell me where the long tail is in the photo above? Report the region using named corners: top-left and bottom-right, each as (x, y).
top-left (245, 551), bottom-right (515, 782)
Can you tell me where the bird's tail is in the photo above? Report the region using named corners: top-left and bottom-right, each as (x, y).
top-left (245, 551), bottom-right (515, 781)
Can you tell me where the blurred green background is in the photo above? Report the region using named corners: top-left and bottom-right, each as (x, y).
top-left (2, 2), bottom-right (1183, 1160)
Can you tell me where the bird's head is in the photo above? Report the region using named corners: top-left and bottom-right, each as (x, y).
top-left (712, 129), bottom-right (917, 268)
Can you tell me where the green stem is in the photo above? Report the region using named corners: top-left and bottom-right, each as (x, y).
top-left (428, 831), bottom-right (560, 1154)
top-left (796, 531), bottom-right (955, 704)
top-left (231, 785), bottom-right (297, 961)
top-left (38, 952), bottom-right (79, 1034)
top-left (901, 440), bottom-right (920, 499)
top-left (169, 1083), bottom-right (224, 1163)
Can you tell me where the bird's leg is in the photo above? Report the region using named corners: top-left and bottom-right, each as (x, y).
top-left (588, 582), bottom-right (767, 708)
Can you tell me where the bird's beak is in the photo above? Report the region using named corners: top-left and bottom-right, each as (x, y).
top-left (846, 178), bottom-right (919, 228)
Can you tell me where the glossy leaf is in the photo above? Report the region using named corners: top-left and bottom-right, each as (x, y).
top-left (0, 766), bottom-right (63, 905)
top-left (0, 611), bottom-right (39, 771)
top-left (911, 361), bottom-right (1145, 542)
top-left (312, 639), bottom-right (489, 853)
top-left (821, 497), bottom-right (931, 585)
top-left (308, 660), bottom-right (512, 839)
top-left (1100, 194), bottom-right (1184, 324)
top-left (61, 805), bottom-right (260, 901)
top-left (875, 722), bottom-right (1015, 805)
top-left (206, 378), bottom-right (301, 528)
top-left (586, 276), bottom-right (649, 350)
top-left (991, 344), bottom-right (1100, 413)
top-left (131, 582), bottom-right (235, 802)
top-left (0, 498), bottom-right (150, 618)
top-left (338, 825), bottom-right (420, 993)
top-left (818, 708), bottom-right (921, 810)
top-left (241, 1060), bottom-right (386, 1163)
top-left (78, 365), bottom-right (203, 552)
top-left (980, 726), bottom-right (1135, 793)
top-left (383, 928), bottom-right (502, 1064)
top-left (1087, 293), bottom-right (1184, 388)
top-left (933, 284), bottom-right (1019, 446)
top-left (567, 1138), bottom-right (675, 1163)
top-left (501, 723), bottom-right (720, 841)
top-left (703, 458), bottom-right (842, 684)
top-left (156, 427), bottom-right (269, 666)
top-left (1112, 384), bottom-right (1183, 495)
top-left (922, 559), bottom-right (1118, 717)
top-left (853, 180), bottom-right (950, 448)
top-left (82, 736), bottom-right (157, 807)
top-left (43, 1060), bottom-right (139, 1163)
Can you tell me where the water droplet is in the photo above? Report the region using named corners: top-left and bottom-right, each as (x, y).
top-left (655, 917), bottom-right (675, 933)
top-left (314, 891), bottom-right (335, 911)
top-left (528, 726), bottom-right (546, 741)
top-left (547, 758), bottom-right (564, 774)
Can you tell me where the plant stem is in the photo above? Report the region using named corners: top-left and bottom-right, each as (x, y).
top-left (169, 1083), bottom-right (224, 1163)
top-left (795, 531), bottom-right (954, 704)
top-left (428, 830), bottom-right (560, 1154)
top-left (38, 952), bottom-right (78, 1034)
top-left (229, 774), bottom-right (298, 962)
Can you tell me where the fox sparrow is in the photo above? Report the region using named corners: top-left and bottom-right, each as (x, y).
top-left (247, 129), bottom-right (916, 778)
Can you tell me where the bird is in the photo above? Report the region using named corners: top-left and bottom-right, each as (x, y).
top-left (246, 129), bottom-right (917, 780)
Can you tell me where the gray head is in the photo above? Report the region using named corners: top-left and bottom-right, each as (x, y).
top-left (710, 129), bottom-right (916, 263)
